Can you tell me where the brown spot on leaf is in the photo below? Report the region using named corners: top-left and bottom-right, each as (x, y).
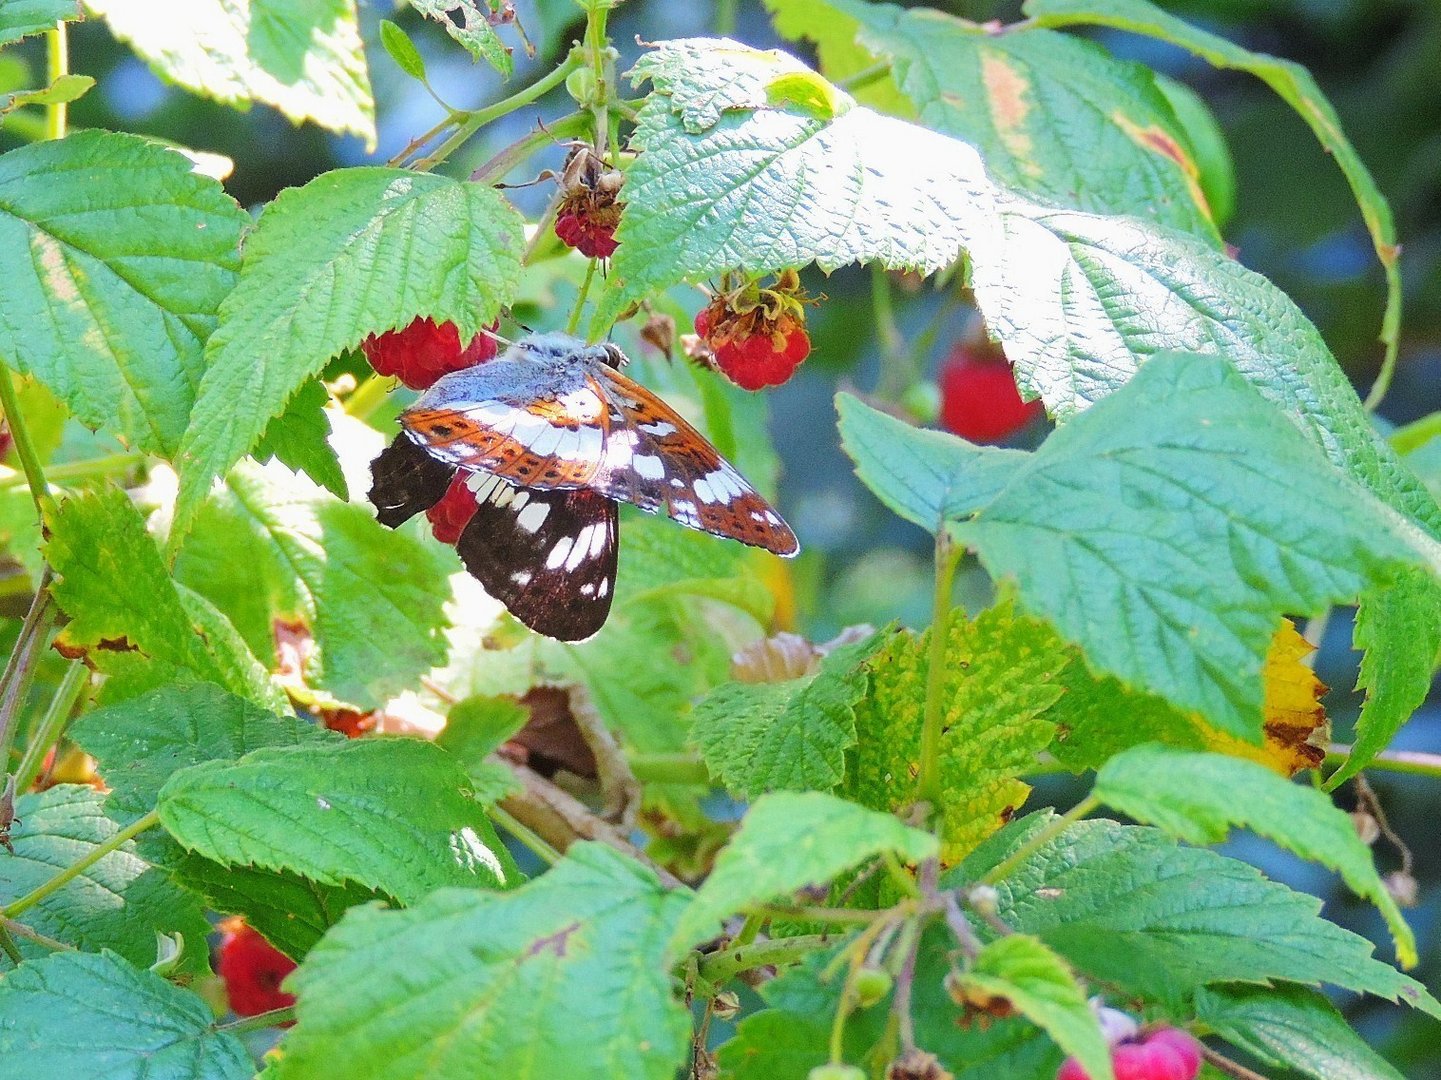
top-left (522, 920), bottom-right (581, 961)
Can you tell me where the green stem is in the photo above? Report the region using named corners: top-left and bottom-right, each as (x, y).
top-left (3, 915), bottom-right (73, 951)
top-left (470, 111), bottom-right (588, 184)
top-left (3, 809), bottom-right (160, 918)
top-left (344, 373), bottom-right (395, 422)
top-left (697, 933), bottom-right (833, 987)
top-left (14, 661), bottom-right (89, 792)
top-left (754, 904), bottom-right (885, 925)
top-left (584, 6), bottom-right (611, 158)
top-left (566, 259), bottom-right (599, 336)
top-left (627, 752), bottom-right (709, 786)
top-left (840, 62), bottom-right (892, 92)
top-left (714, 0), bottom-right (738, 34)
top-left (0, 364), bottom-right (55, 519)
top-left (44, 22), bottom-right (67, 141)
top-left (489, 804), bottom-right (561, 866)
top-left (1326, 745), bottom-right (1441, 780)
top-left (217, 1006), bottom-right (296, 1034)
top-left (916, 532), bottom-right (961, 814)
top-left (979, 795), bottom-right (1099, 886)
top-left (882, 851), bottom-right (922, 900)
top-left (0, 571), bottom-right (56, 772)
top-left (871, 265), bottom-right (906, 396)
top-left (416, 51), bottom-right (585, 173)
top-left (1362, 263), bottom-right (1402, 413)
top-left (0, 450), bottom-right (143, 491)
top-left (0, 924), bottom-right (22, 965)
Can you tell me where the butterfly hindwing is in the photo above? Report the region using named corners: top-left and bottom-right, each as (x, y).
top-left (455, 472), bottom-right (618, 642)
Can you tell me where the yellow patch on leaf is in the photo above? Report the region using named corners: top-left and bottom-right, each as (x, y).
top-left (979, 49), bottom-right (1041, 179)
top-left (1197, 619), bottom-right (1329, 775)
top-left (1110, 110), bottom-right (1215, 225)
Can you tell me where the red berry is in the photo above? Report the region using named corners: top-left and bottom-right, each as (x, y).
top-left (1055, 1030), bottom-right (1202, 1080)
top-left (361, 317), bottom-right (499, 391)
top-left (1143, 1030), bottom-right (1202, 1080)
top-left (693, 305), bottom-right (713, 339)
top-left (708, 319), bottom-right (809, 391)
top-left (426, 474), bottom-right (479, 545)
top-left (938, 342), bottom-right (1043, 443)
top-left (554, 209), bottom-right (618, 258)
top-left (217, 921), bottom-right (296, 1021)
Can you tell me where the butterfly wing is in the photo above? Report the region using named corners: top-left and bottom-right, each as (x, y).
top-left (590, 364), bottom-right (800, 557)
top-left (456, 473), bottom-right (618, 642)
top-left (368, 433), bottom-right (455, 527)
top-left (400, 354), bottom-right (610, 489)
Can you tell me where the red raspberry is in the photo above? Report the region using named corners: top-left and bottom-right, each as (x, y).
top-left (702, 311), bottom-right (810, 391)
top-left (1056, 1029), bottom-right (1202, 1080)
top-left (426, 474), bottom-right (479, 545)
top-left (361, 317), bottom-right (499, 391)
top-left (216, 920), bottom-right (296, 1022)
top-left (554, 209), bottom-right (619, 259)
top-left (938, 339), bottom-right (1043, 443)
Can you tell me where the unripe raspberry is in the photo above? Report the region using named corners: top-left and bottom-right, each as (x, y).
top-left (809, 1065), bottom-right (866, 1080)
top-left (852, 965), bottom-right (893, 1007)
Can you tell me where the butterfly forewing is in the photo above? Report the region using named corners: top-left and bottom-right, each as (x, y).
top-left (394, 332), bottom-right (798, 559)
top-left (455, 473), bottom-right (618, 642)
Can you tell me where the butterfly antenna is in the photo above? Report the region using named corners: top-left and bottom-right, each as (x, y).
top-left (480, 324), bottom-right (516, 348)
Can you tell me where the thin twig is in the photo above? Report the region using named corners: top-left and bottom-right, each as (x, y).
top-left (1201, 1044), bottom-right (1272, 1080)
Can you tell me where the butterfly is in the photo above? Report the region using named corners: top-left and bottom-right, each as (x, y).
top-left (369, 332), bottom-right (799, 642)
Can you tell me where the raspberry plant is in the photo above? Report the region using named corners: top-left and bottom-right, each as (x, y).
top-left (0, 2), bottom-right (1438, 1079)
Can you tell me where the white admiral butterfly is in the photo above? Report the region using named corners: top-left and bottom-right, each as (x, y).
top-left (369, 332), bottom-right (798, 641)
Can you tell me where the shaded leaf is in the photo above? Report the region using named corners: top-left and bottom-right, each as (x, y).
top-left (670, 791), bottom-right (937, 956)
top-left (44, 489), bottom-right (286, 711)
top-left (691, 629), bottom-right (889, 797)
top-left (0, 0), bottom-right (81, 46)
top-left (1094, 745), bottom-right (1415, 967)
top-left (407, 0), bottom-right (513, 76)
top-left (0, 950), bottom-right (251, 1080)
top-left (252, 377), bottom-right (347, 501)
top-left (960, 935), bottom-right (1111, 1080)
top-left (0, 786), bottom-right (211, 973)
top-left (950, 814), bottom-right (1441, 1017)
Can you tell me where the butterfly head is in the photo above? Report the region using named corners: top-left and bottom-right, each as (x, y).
top-left (505, 331), bottom-right (626, 370)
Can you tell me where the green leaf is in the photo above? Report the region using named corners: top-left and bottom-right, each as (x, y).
top-left (406, 0), bottom-right (514, 76)
top-left (87, 0), bottom-right (375, 145)
top-left (0, 0), bottom-right (81, 46)
top-left (0, 130), bottom-right (247, 457)
top-left (70, 682), bottom-right (333, 818)
top-left (45, 489), bottom-right (286, 711)
top-left (718, 934), bottom-right (1062, 1080)
top-left (156, 737), bottom-right (517, 902)
top-left (670, 791), bottom-right (937, 956)
top-left (173, 167), bottom-right (525, 542)
top-left (845, 602), bottom-right (1069, 859)
top-left (1153, 74), bottom-right (1235, 227)
top-left (766, 0), bottom-right (1218, 238)
top-left (960, 935), bottom-right (1112, 1080)
top-left (177, 460), bottom-right (452, 709)
top-left (1024, 0), bottom-right (1401, 401)
top-left (172, 857), bottom-right (383, 961)
top-left (0, 950), bottom-right (251, 1080)
top-left (436, 695), bottom-right (529, 761)
top-left (252, 377), bottom-right (347, 501)
top-left (950, 814), bottom-right (1441, 1018)
top-left (379, 19), bottom-right (427, 80)
top-left (691, 629), bottom-right (888, 798)
top-left (1195, 983), bottom-right (1405, 1080)
top-left (0, 786), bottom-right (211, 973)
top-left (839, 355), bottom-right (1437, 739)
top-left (0, 73), bottom-right (95, 113)
top-left (1094, 745), bottom-right (1416, 967)
top-left (274, 844), bottom-right (690, 1080)
top-left (597, 37), bottom-right (993, 328)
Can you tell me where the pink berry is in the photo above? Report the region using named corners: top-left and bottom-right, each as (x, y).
top-left (426, 475), bottom-right (478, 545)
top-left (361, 317), bottom-right (499, 391)
top-left (1142, 1030), bottom-right (1202, 1080)
top-left (938, 340), bottom-right (1043, 443)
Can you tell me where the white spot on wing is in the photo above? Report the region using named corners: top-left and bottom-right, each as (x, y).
top-left (597, 578), bottom-right (609, 597)
top-left (632, 454), bottom-right (665, 480)
top-left (639, 419), bottom-right (678, 437)
top-left (693, 477), bottom-right (719, 504)
top-left (516, 500), bottom-right (551, 533)
top-left (546, 536), bottom-right (573, 570)
top-left (511, 570), bottom-right (532, 585)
